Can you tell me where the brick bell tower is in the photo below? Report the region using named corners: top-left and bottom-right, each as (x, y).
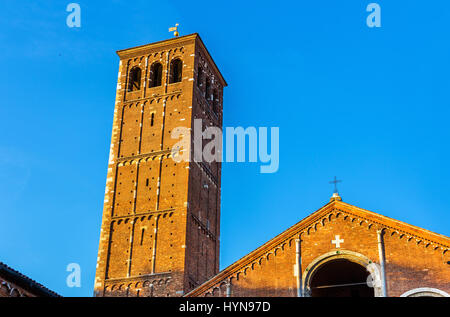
top-left (94, 33), bottom-right (226, 297)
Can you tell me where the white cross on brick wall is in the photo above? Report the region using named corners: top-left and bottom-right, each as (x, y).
top-left (332, 235), bottom-right (344, 248)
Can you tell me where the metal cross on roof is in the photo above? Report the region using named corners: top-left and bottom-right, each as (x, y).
top-left (329, 176), bottom-right (342, 194)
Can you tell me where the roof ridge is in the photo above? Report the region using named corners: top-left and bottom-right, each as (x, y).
top-left (0, 261), bottom-right (60, 297)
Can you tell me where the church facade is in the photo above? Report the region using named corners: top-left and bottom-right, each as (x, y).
top-left (94, 34), bottom-right (450, 297)
top-left (187, 194), bottom-right (450, 297)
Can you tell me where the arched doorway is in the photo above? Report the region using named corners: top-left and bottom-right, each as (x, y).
top-left (309, 259), bottom-right (374, 297)
top-left (302, 250), bottom-right (382, 297)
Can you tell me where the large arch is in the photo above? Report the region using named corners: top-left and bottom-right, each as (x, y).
top-left (400, 287), bottom-right (450, 297)
top-left (302, 250), bottom-right (382, 297)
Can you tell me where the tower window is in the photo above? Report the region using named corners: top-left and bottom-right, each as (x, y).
top-left (140, 228), bottom-right (145, 245)
top-left (213, 90), bottom-right (219, 114)
top-left (128, 67), bottom-right (141, 92)
top-left (205, 78), bottom-right (210, 101)
top-left (149, 62), bottom-right (162, 87)
top-left (150, 113), bottom-right (155, 126)
top-left (197, 66), bottom-right (203, 89)
top-left (169, 58), bottom-right (183, 83)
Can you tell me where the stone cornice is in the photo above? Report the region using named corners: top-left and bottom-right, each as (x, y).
top-left (105, 272), bottom-right (171, 284)
top-left (116, 149), bottom-right (173, 164)
top-left (117, 34), bottom-right (197, 58)
top-left (110, 208), bottom-right (176, 221)
top-left (119, 90), bottom-right (183, 106)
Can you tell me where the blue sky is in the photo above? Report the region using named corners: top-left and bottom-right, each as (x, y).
top-left (0, 0), bottom-right (449, 297)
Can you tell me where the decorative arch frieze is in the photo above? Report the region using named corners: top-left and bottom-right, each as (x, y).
top-left (185, 203), bottom-right (450, 297)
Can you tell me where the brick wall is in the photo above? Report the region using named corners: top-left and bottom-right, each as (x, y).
top-left (94, 34), bottom-right (226, 297)
top-left (187, 199), bottom-right (450, 297)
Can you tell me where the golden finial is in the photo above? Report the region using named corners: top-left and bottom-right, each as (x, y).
top-left (169, 23), bottom-right (179, 37)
